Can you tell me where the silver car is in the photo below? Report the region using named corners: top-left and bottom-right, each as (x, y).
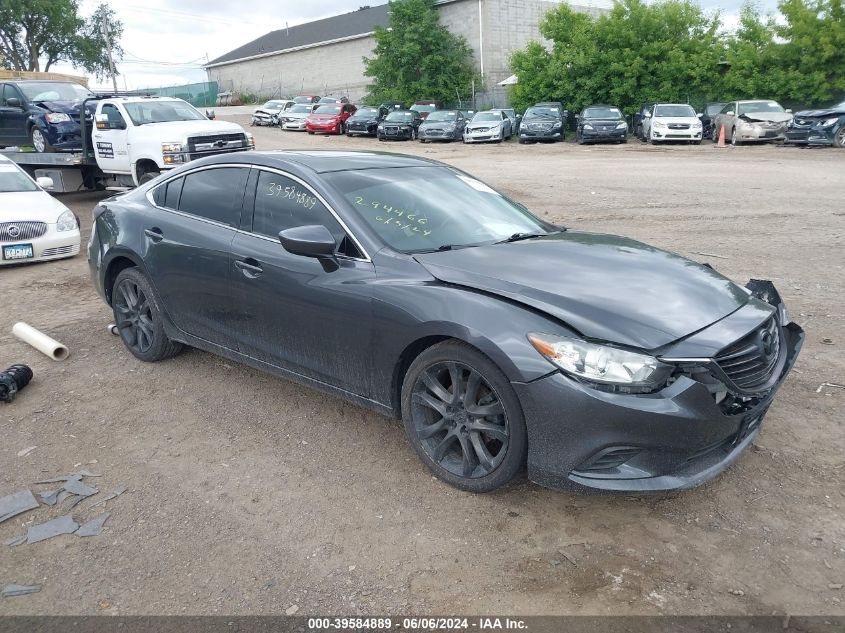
top-left (712, 100), bottom-right (793, 144)
top-left (280, 103), bottom-right (319, 131)
top-left (463, 110), bottom-right (512, 143)
top-left (251, 100), bottom-right (294, 126)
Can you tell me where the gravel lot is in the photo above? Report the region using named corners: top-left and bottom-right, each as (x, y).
top-left (1, 117), bottom-right (843, 616)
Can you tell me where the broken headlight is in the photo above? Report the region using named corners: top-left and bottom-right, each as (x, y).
top-left (820, 117), bottom-right (840, 127)
top-left (528, 333), bottom-right (672, 391)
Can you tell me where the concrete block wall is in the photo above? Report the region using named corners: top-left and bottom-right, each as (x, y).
top-left (207, 35), bottom-right (376, 102)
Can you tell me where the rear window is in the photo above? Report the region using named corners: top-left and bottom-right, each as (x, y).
top-left (178, 167), bottom-right (249, 227)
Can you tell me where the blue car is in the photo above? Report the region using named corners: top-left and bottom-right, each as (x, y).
top-left (0, 80), bottom-right (97, 152)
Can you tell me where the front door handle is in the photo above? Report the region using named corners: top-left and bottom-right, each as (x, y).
top-left (144, 227), bottom-right (163, 242)
top-left (235, 258), bottom-right (263, 278)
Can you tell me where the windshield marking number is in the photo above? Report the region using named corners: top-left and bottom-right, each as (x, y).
top-left (267, 182), bottom-right (317, 209)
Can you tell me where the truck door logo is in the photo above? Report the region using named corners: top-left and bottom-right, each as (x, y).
top-left (96, 142), bottom-right (114, 158)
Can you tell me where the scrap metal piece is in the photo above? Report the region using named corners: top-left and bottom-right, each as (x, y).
top-left (26, 515), bottom-right (79, 544)
top-left (75, 512), bottom-right (111, 537)
top-left (88, 485), bottom-right (128, 509)
top-left (62, 495), bottom-right (83, 511)
top-left (63, 479), bottom-right (97, 497)
top-left (1, 584), bottom-right (41, 598)
top-left (33, 469), bottom-right (101, 485)
top-left (38, 489), bottom-right (63, 507)
top-left (0, 490), bottom-right (39, 524)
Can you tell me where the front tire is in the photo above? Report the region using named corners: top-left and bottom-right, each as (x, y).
top-left (833, 126), bottom-right (845, 148)
top-left (138, 171), bottom-right (160, 185)
top-left (112, 268), bottom-right (182, 363)
top-left (401, 341), bottom-right (527, 493)
top-left (30, 127), bottom-right (54, 153)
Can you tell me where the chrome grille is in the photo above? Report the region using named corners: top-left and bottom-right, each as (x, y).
top-left (41, 244), bottom-right (78, 257)
top-left (0, 221), bottom-right (47, 243)
top-left (715, 317), bottom-right (781, 391)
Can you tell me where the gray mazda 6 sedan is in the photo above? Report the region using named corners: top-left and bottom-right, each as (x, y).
top-left (88, 151), bottom-right (803, 493)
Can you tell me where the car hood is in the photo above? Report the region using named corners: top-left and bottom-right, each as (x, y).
top-left (653, 117), bottom-right (699, 125)
top-left (467, 121), bottom-right (502, 129)
top-left (739, 111), bottom-right (793, 123)
top-left (583, 118), bottom-right (624, 126)
top-left (283, 112), bottom-right (311, 119)
top-left (253, 108), bottom-right (281, 115)
top-left (421, 120), bottom-right (458, 129)
top-left (794, 107), bottom-right (845, 119)
top-left (34, 100), bottom-right (97, 118)
top-left (414, 232), bottom-right (751, 350)
top-left (309, 115), bottom-right (340, 121)
top-left (0, 190), bottom-right (71, 223)
top-left (142, 120), bottom-right (244, 139)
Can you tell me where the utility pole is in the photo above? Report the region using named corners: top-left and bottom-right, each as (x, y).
top-left (102, 16), bottom-right (119, 93)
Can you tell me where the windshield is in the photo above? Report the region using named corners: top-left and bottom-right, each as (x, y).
top-left (654, 104), bottom-right (696, 118)
top-left (123, 100), bottom-right (205, 125)
top-left (705, 103), bottom-right (726, 115)
top-left (583, 107), bottom-right (622, 119)
top-left (524, 107), bottom-right (559, 119)
top-left (737, 101), bottom-right (784, 115)
top-left (411, 103), bottom-right (437, 113)
top-left (425, 111), bottom-right (458, 122)
top-left (0, 164), bottom-right (38, 192)
top-left (314, 105), bottom-right (341, 115)
top-left (325, 166), bottom-right (551, 253)
top-left (261, 101), bottom-right (286, 110)
top-left (472, 112), bottom-right (502, 123)
top-left (18, 81), bottom-right (93, 102)
top-left (385, 111), bottom-right (414, 122)
top-left (288, 104), bottom-right (312, 114)
top-left (352, 107), bottom-right (378, 119)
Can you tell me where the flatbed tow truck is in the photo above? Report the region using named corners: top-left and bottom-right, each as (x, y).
top-left (1, 92), bottom-right (253, 193)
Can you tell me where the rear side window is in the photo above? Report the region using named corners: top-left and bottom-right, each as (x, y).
top-left (164, 177), bottom-right (183, 209)
top-left (178, 167), bottom-right (249, 227)
top-left (254, 170), bottom-right (345, 243)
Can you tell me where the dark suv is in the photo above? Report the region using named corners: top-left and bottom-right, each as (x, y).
top-left (0, 80), bottom-right (96, 152)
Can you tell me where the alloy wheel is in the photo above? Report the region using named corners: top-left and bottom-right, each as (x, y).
top-left (410, 361), bottom-right (509, 479)
top-left (835, 127), bottom-right (845, 148)
top-left (114, 278), bottom-right (155, 354)
top-left (31, 129), bottom-right (46, 152)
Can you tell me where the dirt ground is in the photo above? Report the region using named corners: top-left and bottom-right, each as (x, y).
top-left (1, 119), bottom-right (843, 617)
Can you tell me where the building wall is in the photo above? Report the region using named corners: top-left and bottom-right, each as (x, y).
top-left (207, 35), bottom-right (376, 102)
top-left (206, 0), bottom-right (607, 107)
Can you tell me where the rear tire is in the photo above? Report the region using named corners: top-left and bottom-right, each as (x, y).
top-left (401, 341), bottom-right (527, 493)
top-left (112, 267), bottom-right (182, 363)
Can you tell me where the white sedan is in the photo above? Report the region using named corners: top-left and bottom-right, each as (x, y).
top-left (643, 103), bottom-right (703, 144)
top-left (0, 155), bottom-right (80, 266)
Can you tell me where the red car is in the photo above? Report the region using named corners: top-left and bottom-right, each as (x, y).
top-left (306, 103), bottom-right (357, 135)
top-left (411, 100), bottom-right (442, 120)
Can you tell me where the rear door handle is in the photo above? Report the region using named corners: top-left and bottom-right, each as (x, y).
top-left (144, 227), bottom-right (163, 242)
top-left (235, 258), bottom-right (263, 278)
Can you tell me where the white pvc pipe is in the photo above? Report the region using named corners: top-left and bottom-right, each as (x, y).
top-left (12, 322), bottom-right (69, 361)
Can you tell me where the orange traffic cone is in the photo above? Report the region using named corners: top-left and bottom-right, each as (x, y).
top-left (715, 124), bottom-right (726, 148)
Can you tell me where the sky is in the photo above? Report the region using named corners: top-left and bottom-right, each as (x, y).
top-left (51, 0), bottom-right (778, 91)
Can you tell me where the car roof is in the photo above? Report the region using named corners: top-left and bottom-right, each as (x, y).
top-left (6, 79), bottom-right (81, 84)
top-left (197, 150), bottom-right (439, 174)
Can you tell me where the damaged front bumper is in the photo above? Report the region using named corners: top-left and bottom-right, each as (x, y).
top-left (514, 280), bottom-right (803, 493)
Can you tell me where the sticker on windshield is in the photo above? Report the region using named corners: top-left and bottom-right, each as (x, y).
top-left (550, 108), bottom-right (559, 112)
top-left (455, 174), bottom-right (500, 196)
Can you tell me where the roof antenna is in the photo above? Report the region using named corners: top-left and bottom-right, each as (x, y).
top-left (286, 22), bottom-right (289, 36)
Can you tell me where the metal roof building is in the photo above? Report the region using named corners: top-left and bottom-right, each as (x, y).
top-left (204, 0), bottom-right (606, 106)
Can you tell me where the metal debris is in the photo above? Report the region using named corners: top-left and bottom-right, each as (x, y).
top-left (88, 485), bottom-right (128, 509)
top-left (33, 469), bottom-right (101, 485)
top-left (26, 515), bottom-right (79, 544)
top-left (816, 382), bottom-right (845, 393)
top-left (694, 251), bottom-right (729, 259)
top-left (1, 583), bottom-right (41, 598)
top-left (75, 512), bottom-right (111, 537)
top-left (0, 490), bottom-right (39, 524)
top-left (38, 489), bottom-right (63, 506)
top-left (63, 479), bottom-right (98, 497)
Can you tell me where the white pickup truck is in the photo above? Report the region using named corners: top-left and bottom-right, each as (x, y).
top-left (2, 94), bottom-right (253, 191)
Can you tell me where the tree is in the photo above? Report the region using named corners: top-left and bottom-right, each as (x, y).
top-left (0, 0), bottom-right (123, 79)
top-left (363, 0), bottom-right (480, 105)
top-left (510, 0), bottom-right (725, 115)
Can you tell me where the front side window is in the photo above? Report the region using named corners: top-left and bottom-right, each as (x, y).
top-left (101, 104), bottom-right (126, 127)
top-left (178, 167), bottom-right (249, 227)
top-left (254, 170), bottom-right (347, 247)
top-left (721, 103), bottom-right (735, 115)
top-left (326, 166), bottom-right (552, 254)
top-left (1, 84), bottom-right (23, 106)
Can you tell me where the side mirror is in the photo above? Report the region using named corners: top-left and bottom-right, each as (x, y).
top-left (6, 97), bottom-right (22, 108)
top-left (785, 108), bottom-right (793, 114)
top-left (697, 113), bottom-right (703, 118)
top-left (644, 112), bottom-right (652, 118)
top-left (726, 111), bottom-right (735, 117)
top-left (36, 176), bottom-right (54, 190)
top-left (279, 225), bottom-right (336, 259)
top-left (206, 109), bottom-right (216, 120)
